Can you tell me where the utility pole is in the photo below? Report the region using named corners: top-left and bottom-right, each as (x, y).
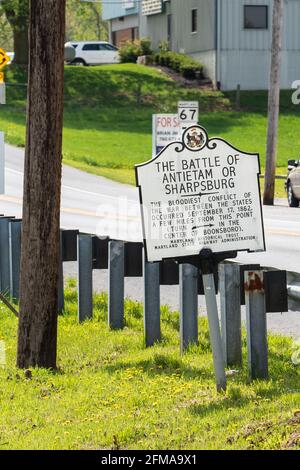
top-left (17, 0), bottom-right (66, 369)
top-left (263, 0), bottom-right (284, 205)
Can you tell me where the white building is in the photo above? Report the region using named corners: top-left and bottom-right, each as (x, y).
top-left (140, 0), bottom-right (300, 91)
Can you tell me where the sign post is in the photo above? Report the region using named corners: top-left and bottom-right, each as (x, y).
top-left (136, 124), bottom-right (265, 391)
top-left (0, 47), bottom-right (10, 194)
top-left (0, 48), bottom-right (9, 106)
top-left (0, 132), bottom-right (4, 194)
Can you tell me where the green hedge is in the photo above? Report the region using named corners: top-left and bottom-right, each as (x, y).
top-left (153, 51), bottom-right (204, 80)
top-left (119, 39), bottom-right (152, 63)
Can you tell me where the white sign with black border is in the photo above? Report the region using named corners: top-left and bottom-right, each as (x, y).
top-left (178, 101), bottom-right (199, 132)
top-left (136, 125), bottom-right (265, 263)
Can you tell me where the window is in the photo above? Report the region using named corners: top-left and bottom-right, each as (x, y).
top-left (82, 44), bottom-right (99, 51)
top-left (99, 44), bottom-right (118, 51)
top-left (191, 9), bottom-right (197, 33)
top-left (244, 5), bottom-right (268, 29)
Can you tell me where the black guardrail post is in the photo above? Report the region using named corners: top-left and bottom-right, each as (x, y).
top-left (0, 216), bottom-right (14, 294)
top-left (77, 233), bottom-right (93, 322)
top-left (264, 270), bottom-right (288, 313)
top-left (179, 263), bottom-right (198, 353)
top-left (108, 240), bottom-right (125, 330)
top-left (143, 253), bottom-right (161, 347)
top-left (9, 219), bottom-right (21, 301)
top-left (219, 262), bottom-right (242, 367)
top-left (57, 230), bottom-right (64, 314)
top-left (244, 270), bottom-right (268, 380)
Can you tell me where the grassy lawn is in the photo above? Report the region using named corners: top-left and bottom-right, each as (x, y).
top-left (0, 282), bottom-right (299, 450)
top-left (0, 64), bottom-right (298, 196)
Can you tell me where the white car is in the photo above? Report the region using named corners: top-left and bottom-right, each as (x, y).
top-left (65, 41), bottom-right (120, 66)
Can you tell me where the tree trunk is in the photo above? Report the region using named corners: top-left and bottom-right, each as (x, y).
top-left (263, 0), bottom-right (284, 205)
top-left (2, 0), bottom-right (29, 66)
top-left (13, 25), bottom-right (29, 65)
top-left (17, 0), bottom-right (66, 369)
top-left (90, 5), bottom-right (101, 40)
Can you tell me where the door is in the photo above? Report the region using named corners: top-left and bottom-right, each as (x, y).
top-left (99, 44), bottom-right (119, 64)
top-left (81, 43), bottom-right (99, 65)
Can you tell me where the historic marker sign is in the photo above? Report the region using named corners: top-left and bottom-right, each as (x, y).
top-left (136, 125), bottom-right (265, 262)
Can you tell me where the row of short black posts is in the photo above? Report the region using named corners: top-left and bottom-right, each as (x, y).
top-left (77, 236), bottom-right (142, 331)
top-left (220, 262), bottom-right (288, 381)
top-left (76, 233), bottom-right (287, 388)
top-left (1, 219), bottom-right (289, 387)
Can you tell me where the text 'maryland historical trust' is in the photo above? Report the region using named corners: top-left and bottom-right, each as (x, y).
top-left (135, 125), bottom-right (265, 263)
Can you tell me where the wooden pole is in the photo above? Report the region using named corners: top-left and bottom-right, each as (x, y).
top-left (17, 0), bottom-right (66, 369)
top-left (263, 0), bottom-right (284, 205)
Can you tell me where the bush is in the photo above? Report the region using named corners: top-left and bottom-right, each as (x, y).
top-left (158, 40), bottom-right (169, 53)
top-left (154, 51), bottom-right (204, 80)
top-left (119, 38), bottom-right (152, 64)
top-left (119, 41), bottom-right (141, 63)
top-left (140, 38), bottom-right (152, 56)
top-left (181, 63), bottom-right (203, 80)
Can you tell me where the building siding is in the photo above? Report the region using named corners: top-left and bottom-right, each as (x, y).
top-left (219, 0), bottom-right (300, 90)
top-left (126, 0), bottom-right (300, 91)
top-left (102, 1), bottom-right (139, 21)
top-left (139, 0), bottom-right (216, 79)
top-left (111, 15), bottom-right (139, 33)
top-left (172, 0), bottom-right (215, 53)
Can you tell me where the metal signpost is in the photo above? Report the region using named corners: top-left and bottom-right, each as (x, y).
top-left (0, 132), bottom-right (4, 194)
top-left (136, 124), bottom-right (265, 391)
top-left (0, 47), bottom-right (9, 194)
top-left (0, 73), bottom-right (6, 105)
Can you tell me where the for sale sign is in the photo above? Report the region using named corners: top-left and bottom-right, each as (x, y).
top-left (136, 125), bottom-right (265, 262)
top-left (152, 114), bottom-right (180, 157)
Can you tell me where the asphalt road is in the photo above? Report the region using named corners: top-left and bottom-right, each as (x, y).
top-left (1, 144), bottom-right (300, 339)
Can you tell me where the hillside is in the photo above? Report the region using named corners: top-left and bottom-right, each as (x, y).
top-left (0, 63), bottom-right (298, 186)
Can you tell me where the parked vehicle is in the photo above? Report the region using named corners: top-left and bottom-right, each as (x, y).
top-left (64, 41), bottom-right (120, 66)
top-left (286, 158), bottom-right (300, 207)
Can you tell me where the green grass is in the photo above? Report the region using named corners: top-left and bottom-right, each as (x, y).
top-left (0, 64), bottom-right (299, 192)
top-left (0, 282), bottom-right (299, 450)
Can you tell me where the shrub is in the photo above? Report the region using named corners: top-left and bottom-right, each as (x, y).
top-left (119, 38), bottom-right (153, 63)
top-left (119, 40), bottom-right (141, 63)
top-left (181, 63), bottom-right (203, 80)
top-left (140, 38), bottom-right (152, 56)
top-left (158, 40), bottom-right (169, 53)
top-left (154, 51), bottom-right (204, 80)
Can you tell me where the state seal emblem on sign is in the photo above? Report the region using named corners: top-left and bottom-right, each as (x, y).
top-left (183, 126), bottom-right (207, 151)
